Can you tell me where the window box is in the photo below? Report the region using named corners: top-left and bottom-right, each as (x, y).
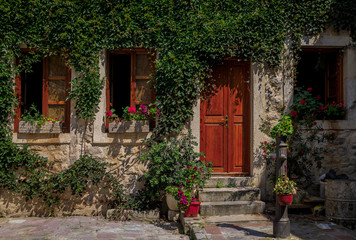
top-left (18, 121), bottom-right (62, 134)
top-left (108, 120), bottom-right (150, 133)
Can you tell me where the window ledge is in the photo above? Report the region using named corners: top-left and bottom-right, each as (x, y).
top-left (316, 120), bottom-right (356, 130)
top-left (108, 120), bottom-right (150, 133)
top-left (18, 121), bottom-right (62, 134)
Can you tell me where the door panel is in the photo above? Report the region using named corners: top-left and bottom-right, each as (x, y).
top-left (201, 61), bottom-right (250, 174)
top-left (204, 124), bottom-right (226, 172)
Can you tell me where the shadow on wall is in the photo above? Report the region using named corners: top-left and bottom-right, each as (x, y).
top-left (0, 185), bottom-right (109, 217)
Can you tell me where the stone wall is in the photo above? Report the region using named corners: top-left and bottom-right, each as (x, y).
top-left (2, 28), bottom-right (355, 216)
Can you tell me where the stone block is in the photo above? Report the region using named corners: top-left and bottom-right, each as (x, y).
top-left (168, 209), bottom-right (180, 221)
top-left (18, 121), bottom-right (61, 134)
top-left (108, 120), bottom-right (149, 133)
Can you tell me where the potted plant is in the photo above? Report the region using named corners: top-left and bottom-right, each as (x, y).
top-left (19, 104), bottom-right (64, 134)
top-left (166, 162), bottom-right (212, 217)
top-left (270, 115), bottom-right (294, 139)
top-left (273, 174), bottom-right (297, 206)
top-left (106, 105), bottom-right (159, 133)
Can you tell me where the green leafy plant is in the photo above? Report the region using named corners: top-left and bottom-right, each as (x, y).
top-left (270, 115), bottom-right (294, 138)
top-left (167, 162), bottom-right (211, 210)
top-left (21, 103), bottom-right (64, 127)
top-left (273, 174), bottom-right (297, 195)
top-left (317, 102), bottom-right (346, 120)
top-left (132, 131), bottom-right (212, 210)
top-left (216, 181), bottom-right (223, 188)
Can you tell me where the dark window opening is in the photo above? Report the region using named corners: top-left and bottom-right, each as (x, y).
top-left (15, 53), bottom-right (71, 133)
top-left (110, 53), bottom-right (131, 117)
top-left (296, 49), bottom-right (343, 105)
top-left (21, 60), bottom-right (43, 115)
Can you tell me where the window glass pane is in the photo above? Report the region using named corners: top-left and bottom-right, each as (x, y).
top-left (48, 80), bottom-right (66, 102)
top-left (135, 79), bottom-right (151, 104)
top-left (49, 55), bottom-right (66, 77)
top-left (48, 105), bottom-right (65, 120)
top-left (136, 54), bottom-right (151, 76)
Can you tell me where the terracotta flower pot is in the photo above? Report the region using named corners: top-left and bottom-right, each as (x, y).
top-left (277, 194), bottom-right (293, 206)
top-left (184, 201), bottom-right (201, 217)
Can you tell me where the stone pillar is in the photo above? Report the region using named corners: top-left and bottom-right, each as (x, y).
top-left (273, 136), bottom-right (290, 238)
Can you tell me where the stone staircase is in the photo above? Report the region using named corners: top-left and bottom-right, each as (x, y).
top-left (198, 177), bottom-right (265, 216)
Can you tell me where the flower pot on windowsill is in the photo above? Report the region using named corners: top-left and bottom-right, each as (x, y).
top-left (184, 200), bottom-right (201, 217)
top-left (277, 194), bottom-right (293, 206)
top-left (108, 120), bottom-right (150, 133)
top-left (18, 121), bottom-right (62, 134)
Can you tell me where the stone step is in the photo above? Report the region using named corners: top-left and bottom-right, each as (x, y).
top-left (203, 214), bottom-right (270, 223)
top-left (200, 201), bottom-right (265, 216)
top-left (205, 177), bottom-right (252, 188)
top-left (198, 187), bottom-right (260, 202)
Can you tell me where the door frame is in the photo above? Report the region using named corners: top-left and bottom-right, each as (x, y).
top-left (199, 59), bottom-right (251, 176)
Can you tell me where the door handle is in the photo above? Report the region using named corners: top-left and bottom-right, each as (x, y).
top-left (225, 115), bottom-right (228, 129)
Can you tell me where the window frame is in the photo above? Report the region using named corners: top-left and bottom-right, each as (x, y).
top-left (14, 50), bottom-right (71, 133)
top-left (105, 48), bottom-right (156, 130)
top-left (298, 47), bottom-right (344, 105)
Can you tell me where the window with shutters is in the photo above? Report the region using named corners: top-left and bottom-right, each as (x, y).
top-left (106, 49), bottom-right (155, 118)
top-left (14, 53), bottom-right (71, 133)
top-left (296, 48), bottom-right (343, 105)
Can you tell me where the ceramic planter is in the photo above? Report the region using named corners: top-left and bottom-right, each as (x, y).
top-left (166, 194), bottom-right (179, 211)
top-left (108, 120), bottom-right (149, 133)
top-left (277, 194), bottom-right (293, 206)
top-left (18, 121), bottom-right (62, 134)
top-left (184, 201), bottom-right (201, 217)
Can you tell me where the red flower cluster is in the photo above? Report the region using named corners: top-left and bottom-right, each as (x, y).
top-left (300, 99), bottom-right (307, 105)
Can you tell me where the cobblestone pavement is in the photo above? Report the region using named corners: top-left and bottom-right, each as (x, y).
top-left (203, 215), bottom-right (356, 240)
top-left (0, 217), bottom-right (189, 240)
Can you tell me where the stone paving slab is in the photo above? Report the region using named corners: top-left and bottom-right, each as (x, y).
top-left (202, 215), bottom-right (356, 240)
top-left (0, 217), bottom-right (189, 240)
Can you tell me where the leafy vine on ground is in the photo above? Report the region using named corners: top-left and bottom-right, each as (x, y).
top-left (0, 0), bottom-right (354, 210)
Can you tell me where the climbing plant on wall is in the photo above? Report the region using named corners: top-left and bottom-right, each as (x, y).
top-left (0, 0), bottom-right (354, 210)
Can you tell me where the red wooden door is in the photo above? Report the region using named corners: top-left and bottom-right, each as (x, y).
top-left (200, 60), bottom-right (250, 175)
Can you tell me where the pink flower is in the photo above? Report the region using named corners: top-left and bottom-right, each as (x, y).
top-left (193, 167), bottom-right (198, 171)
top-left (187, 166), bottom-right (191, 169)
top-left (307, 88), bottom-right (312, 91)
top-left (128, 107), bottom-right (136, 113)
top-left (106, 110), bottom-right (113, 117)
top-left (156, 110), bottom-right (160, 116)
top-left (291, 111), bottom-right (297, 118)
top-left (300, 99), bottom-right (306, 105)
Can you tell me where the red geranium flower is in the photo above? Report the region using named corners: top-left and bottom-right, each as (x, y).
top-left (300, 99), bottom-right (307, 105)
top-left (106, 110), bottom-right (113, 117)
top-left (307, 88), bottom-right (312, 91)
top-left (291, 111), bottom-right (297, 117)
top-left (128, 107), bottom-right (136, 113)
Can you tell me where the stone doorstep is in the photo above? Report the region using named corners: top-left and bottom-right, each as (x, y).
top-left (200, 200), bottom-right (265, 216)
top-left (205, 177), bottom-right (252, 188)
top-left (203, 214), bottom-right (271, 224)
top-left (198, 187), bottom-right (261, 202)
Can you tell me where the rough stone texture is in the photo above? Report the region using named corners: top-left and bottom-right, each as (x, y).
top-left (18, 121), bottom-right (62, 134)
top-left (325, 179), bottom-right (356, 228)
top-left (0, 217), bottom-right (189, 240)
top-left (108, 120), bottom-right (150, 133)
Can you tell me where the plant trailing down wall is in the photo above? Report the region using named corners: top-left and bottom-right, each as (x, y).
top-left (0, 0), bottom-right (354, 209)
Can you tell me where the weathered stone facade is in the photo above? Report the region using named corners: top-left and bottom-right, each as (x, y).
top-left (1, 27), bottom-right (355, 216)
